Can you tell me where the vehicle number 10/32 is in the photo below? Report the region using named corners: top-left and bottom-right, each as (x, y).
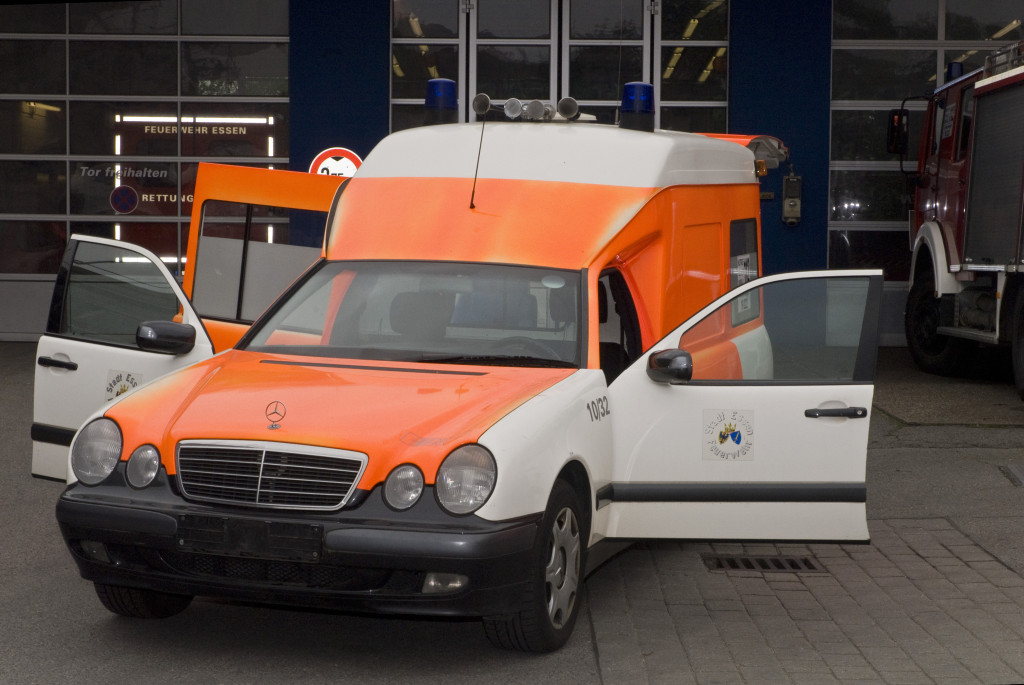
top-left (586, 396), bottom-right (610, 422)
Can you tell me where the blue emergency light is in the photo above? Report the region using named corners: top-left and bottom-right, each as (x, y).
top-left (425, 78), bottom-right (458, 125)
top-left (619, 82), bottom-right (655, 132)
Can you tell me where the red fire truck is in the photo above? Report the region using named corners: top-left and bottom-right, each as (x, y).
top-left (890, 40), bottom-right (1024, 395)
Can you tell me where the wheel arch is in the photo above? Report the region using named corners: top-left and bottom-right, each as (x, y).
top-left (910, 222), bottom-right (958, 296)
top-left (475, 369), bottom-right (611, 522)
top-left (555, 459), bottom-right (593, 539)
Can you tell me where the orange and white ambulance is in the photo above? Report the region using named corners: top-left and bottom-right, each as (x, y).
top-left (35, 84), bottom-right (882, 652)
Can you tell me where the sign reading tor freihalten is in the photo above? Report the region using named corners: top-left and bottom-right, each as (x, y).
top-left (309, 147), bottom-right (363, 177)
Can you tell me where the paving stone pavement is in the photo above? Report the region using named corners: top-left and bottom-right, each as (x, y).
top-left (587, 520), bottom-right (1024, 684)
top-left (585, 348), bottom-right (1024, 685)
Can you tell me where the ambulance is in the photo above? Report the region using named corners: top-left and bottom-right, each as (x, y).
top-left (34, 84), bottom-right (882, 652)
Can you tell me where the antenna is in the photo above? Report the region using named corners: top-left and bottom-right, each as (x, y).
top-left (469, 93), bottom-right (492, 209)
top-left (465, 93), bottom-right (581, 208)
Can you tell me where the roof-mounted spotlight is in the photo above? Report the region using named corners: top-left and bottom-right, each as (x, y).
top-left (472, 92), bottom-right (523, 119)
top-left (524, 99), bottom-right (553, 120)
top-left (557, 97), bottom-right (580, 121)
top-left (472, 92), bottom-right (492, 117)
top-left (504, 98), bottom-right (524, 120)
top-left (619, 81), bottom-right (655, 132)
top-left (424, 78), bottom-right (458, 125)
top-left (471, 93), bottom-right (583, 122)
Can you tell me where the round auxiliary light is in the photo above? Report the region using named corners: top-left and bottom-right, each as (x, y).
top-left (424, 78), bottom-right (458, 125)
top-left (619, 81), bottom-right (655, 132)
top-left (126, 444), bottom-right (161, 488)
top-left (384, 464), bottom-right (425, 510)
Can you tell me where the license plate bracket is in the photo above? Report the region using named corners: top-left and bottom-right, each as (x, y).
top-left (177, 515), bottom-right (323, 562)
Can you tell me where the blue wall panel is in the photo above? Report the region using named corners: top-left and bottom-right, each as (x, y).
top-left (289, 0), bottom-right (390, 245)
top-left (729, 0), bottom-right (832, 274)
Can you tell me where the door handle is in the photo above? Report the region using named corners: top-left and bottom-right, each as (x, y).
top-left (38, 356), bottom-right (78, 371)
top-left (804, 407), bottom-right (867, 419)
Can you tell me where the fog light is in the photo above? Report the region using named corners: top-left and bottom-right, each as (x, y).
top-left (422, 572), bottom-right (468, 594)
top-left (80, 540), bottom-right (110, 563)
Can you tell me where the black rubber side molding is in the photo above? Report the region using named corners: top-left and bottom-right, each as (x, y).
top-left (31, 423), bottom-right (76, 447)
top-left (597, 482), bottom-right (867, 508)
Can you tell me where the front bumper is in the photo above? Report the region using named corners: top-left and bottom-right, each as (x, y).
top-left (56, 466), bottom-right (540, 618)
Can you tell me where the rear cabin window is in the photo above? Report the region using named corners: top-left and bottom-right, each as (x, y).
top-left (191, 199), bottom-right (329, 323)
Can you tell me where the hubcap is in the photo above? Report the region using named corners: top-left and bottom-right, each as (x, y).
top-left (544, 506), bottom-right (580, 628)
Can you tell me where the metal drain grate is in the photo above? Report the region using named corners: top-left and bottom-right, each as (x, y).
top-left (701, 553), bottom-right (827, 574)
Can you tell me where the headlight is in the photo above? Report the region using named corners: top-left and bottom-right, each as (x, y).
top-left (71, 418), bottom-right (122, 485)
top-left (126, 444), bottom-right (160, 488)
top-left (435, 444), bottom-right (496, 515)
top-left (384, 464), bottom-right (424, 510)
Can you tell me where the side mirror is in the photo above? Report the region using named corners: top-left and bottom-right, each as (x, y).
top-left (886, 108), bottom-right (909, 156)
top-left (646, 349), bottom-right (693, 385)
top-left (136, 320), bottom-right (196, 355)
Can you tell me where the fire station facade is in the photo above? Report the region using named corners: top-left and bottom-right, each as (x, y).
top-left (1, 0), bottom-right (1021, 342)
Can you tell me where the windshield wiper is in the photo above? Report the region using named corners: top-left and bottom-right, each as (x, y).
top-left (416, 353), bottom-right (576, 368)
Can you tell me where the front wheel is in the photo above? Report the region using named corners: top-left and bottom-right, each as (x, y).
top-left (905, 272), bottom-right (970, 375)
top-left (94, 583), bottom-right (193, 619)
top-left (483, 480), bottom-right (586, 652)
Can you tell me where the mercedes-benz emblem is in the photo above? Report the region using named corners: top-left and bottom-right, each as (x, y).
top-left (266, 401), bottom-right (286, 429)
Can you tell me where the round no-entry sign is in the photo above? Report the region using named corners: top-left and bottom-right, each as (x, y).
top-left (309, 147), bottom-right (362, 177)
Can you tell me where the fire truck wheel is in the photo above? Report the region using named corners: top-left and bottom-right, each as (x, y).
top-left (905, 273), bottom-right (970, 375)
top-left (482, 479), bottom-right (586, 652)
top-left (94, 583), bottom-right (193, 619)
top-left (1011, 294), bottom-right (1024, 400)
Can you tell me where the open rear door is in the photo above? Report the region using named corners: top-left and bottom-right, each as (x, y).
top-left (182, 163), bottom-right (345, 351)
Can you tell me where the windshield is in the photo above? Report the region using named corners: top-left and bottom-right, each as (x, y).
top-left (244, 261), bottom-right (581, 368)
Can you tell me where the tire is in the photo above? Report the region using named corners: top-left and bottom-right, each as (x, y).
top-left (483, 480), bottom-right (587, 652)
top-left (1012, 293), bottom-right (1024, 401)
top-left (94, 583), bottom-right (193, 619)
top-left (905, 270), bottom-right (970, 375)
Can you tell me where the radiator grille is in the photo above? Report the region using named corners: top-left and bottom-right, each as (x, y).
top-left (176, 440), bottom-right (367, 511)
